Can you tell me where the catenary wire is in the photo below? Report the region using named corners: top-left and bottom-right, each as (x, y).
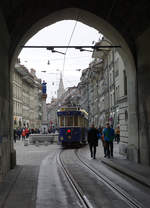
top-left (62, 17), bottom-right (79, 73)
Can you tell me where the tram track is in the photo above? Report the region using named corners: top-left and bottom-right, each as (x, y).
top-left (57, 150), bottom-right (93, 208)
top-left (58, 148), bottom-right (145, 208)
top-left (75, 149), bottom-right (144, 208)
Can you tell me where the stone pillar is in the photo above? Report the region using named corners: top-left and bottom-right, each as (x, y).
top-left (126, 67), bottom-right (139, 163)
top-left (136, 27), bottom-right (150, 165)
top-left (0, 9), bottom-right (16, 179)
top-left (41, 94), bottom-right (48, 134)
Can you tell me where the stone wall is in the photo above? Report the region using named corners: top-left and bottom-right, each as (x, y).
top-left (0, 10), bottom-right (14, 180)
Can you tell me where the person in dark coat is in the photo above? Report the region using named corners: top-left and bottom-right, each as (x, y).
top-left (13, 129), bottom-right (17, 143)
top-left (17, 128), bottom-right (21, 140)
top-left (88, 124), bottom-right (99, 159)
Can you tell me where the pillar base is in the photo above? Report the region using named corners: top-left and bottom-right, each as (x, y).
top-left (127, 144), bottom-right (139, 163)
top-left (119, 142), bottom-right (127, 155)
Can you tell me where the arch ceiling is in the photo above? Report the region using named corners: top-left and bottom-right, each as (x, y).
top-left (1, 0), bottom-right (150, 59)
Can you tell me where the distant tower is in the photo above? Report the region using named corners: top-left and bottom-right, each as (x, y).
top-left (57, 72), bottom-right (65, 99)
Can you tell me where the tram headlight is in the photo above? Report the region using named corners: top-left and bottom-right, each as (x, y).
top-left (60, 136), bottom-right (64, 141)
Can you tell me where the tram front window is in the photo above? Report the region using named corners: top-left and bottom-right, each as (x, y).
top-left (60, 116), bottom-right (65, 127)
top-left (66, 116), bottom-right (73, 127)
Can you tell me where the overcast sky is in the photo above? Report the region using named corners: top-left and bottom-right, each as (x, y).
top-left (19, 20), bottom-right (100, 103)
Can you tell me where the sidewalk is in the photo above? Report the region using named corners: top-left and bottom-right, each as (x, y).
top-left (100, 142), bottom-right (150, 188)
top-left (0, 166), bottom-right (22, 208)
top-left (0, 141), bottom-right (55, 208)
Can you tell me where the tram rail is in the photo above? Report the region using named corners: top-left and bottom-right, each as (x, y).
top-left (75, 149), bottom-right (144, 208)
top-left (57, 148), bottom-right (145, 208)
top-left (57, 150), bottom-right (93, 208)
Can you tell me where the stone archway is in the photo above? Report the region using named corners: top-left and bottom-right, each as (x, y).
top-left (11, 8), bottom-right (138, 162)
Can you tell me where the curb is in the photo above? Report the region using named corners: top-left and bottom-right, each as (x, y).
top-left (101, 158), bottom-right (150, 188)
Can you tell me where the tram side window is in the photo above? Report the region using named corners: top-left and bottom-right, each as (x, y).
top-left (79, 117), bottom-right (84, 127)
top-left (66, 116), bottom-right (73, 127)
top-left (60, 116), bottom-right (65, 127)
top-left (74, 115), bottom-right (78, 126)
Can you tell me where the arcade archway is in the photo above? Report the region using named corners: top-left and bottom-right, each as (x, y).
top-left (11, 8), bottom-right (138, 163)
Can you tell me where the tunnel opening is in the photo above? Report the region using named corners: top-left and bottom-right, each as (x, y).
top-left (10, 8), bottom-right (139, 167)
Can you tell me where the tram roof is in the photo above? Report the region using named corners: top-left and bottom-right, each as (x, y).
top-left (57, 107), bottom-right (88, 118)
top-left (58, 107), bottom-right (79, 111)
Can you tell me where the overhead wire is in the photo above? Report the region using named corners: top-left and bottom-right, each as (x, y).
top-left (22, 55), bottom-right (90, 62)
top-left (62, 16), bottom-right (79, 74)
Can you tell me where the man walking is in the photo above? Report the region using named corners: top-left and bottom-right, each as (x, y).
top-left (88, 124), bottom-right (99, 159)
top-left (103, 123), bottom-right (115, 158)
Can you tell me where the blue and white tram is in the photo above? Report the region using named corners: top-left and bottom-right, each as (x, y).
top-left (57, 107), bottom-right (88, 146)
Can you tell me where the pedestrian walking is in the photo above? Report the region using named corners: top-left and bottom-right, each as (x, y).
top-left (25, 128), bottom-right (29, 138)
top-left (115, 126), bottom-right (120, 144)
top-left (87, 123), bottom-right (99, 159)
top-left (103, 123), bottom-right (115, 158)
top-left (13, 129), bottom-right (17, 143)
top-left (17, 128), bottom-right (21, 140)
top-left (22, 129), bottom-right (26, 141)
top-left (101, 133), bottom-right (107, 157)
top-left (98, 126), bottom-right (106, 156)
top-left (98, 126), bottom-right (103, 137)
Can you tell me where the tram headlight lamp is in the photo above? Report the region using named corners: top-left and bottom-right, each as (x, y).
top-left (60, 136), bottom-right (64, 141)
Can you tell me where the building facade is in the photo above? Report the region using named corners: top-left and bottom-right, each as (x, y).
top-left (79, 37), bottom-right (128, 154)
top-left (13, 60), bottom-right (42, 129)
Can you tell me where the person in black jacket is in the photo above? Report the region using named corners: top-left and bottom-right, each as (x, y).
top-left (88, 124), bottom-right (99, 159)
top-left (13, 129), bottom-right (17, 143)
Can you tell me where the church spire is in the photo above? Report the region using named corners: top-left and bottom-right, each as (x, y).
top-left (57, 72), bottom-right (65, 99)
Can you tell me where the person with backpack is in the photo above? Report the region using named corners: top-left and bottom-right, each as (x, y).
top-left (103, 122), bottom-right (115, 158)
